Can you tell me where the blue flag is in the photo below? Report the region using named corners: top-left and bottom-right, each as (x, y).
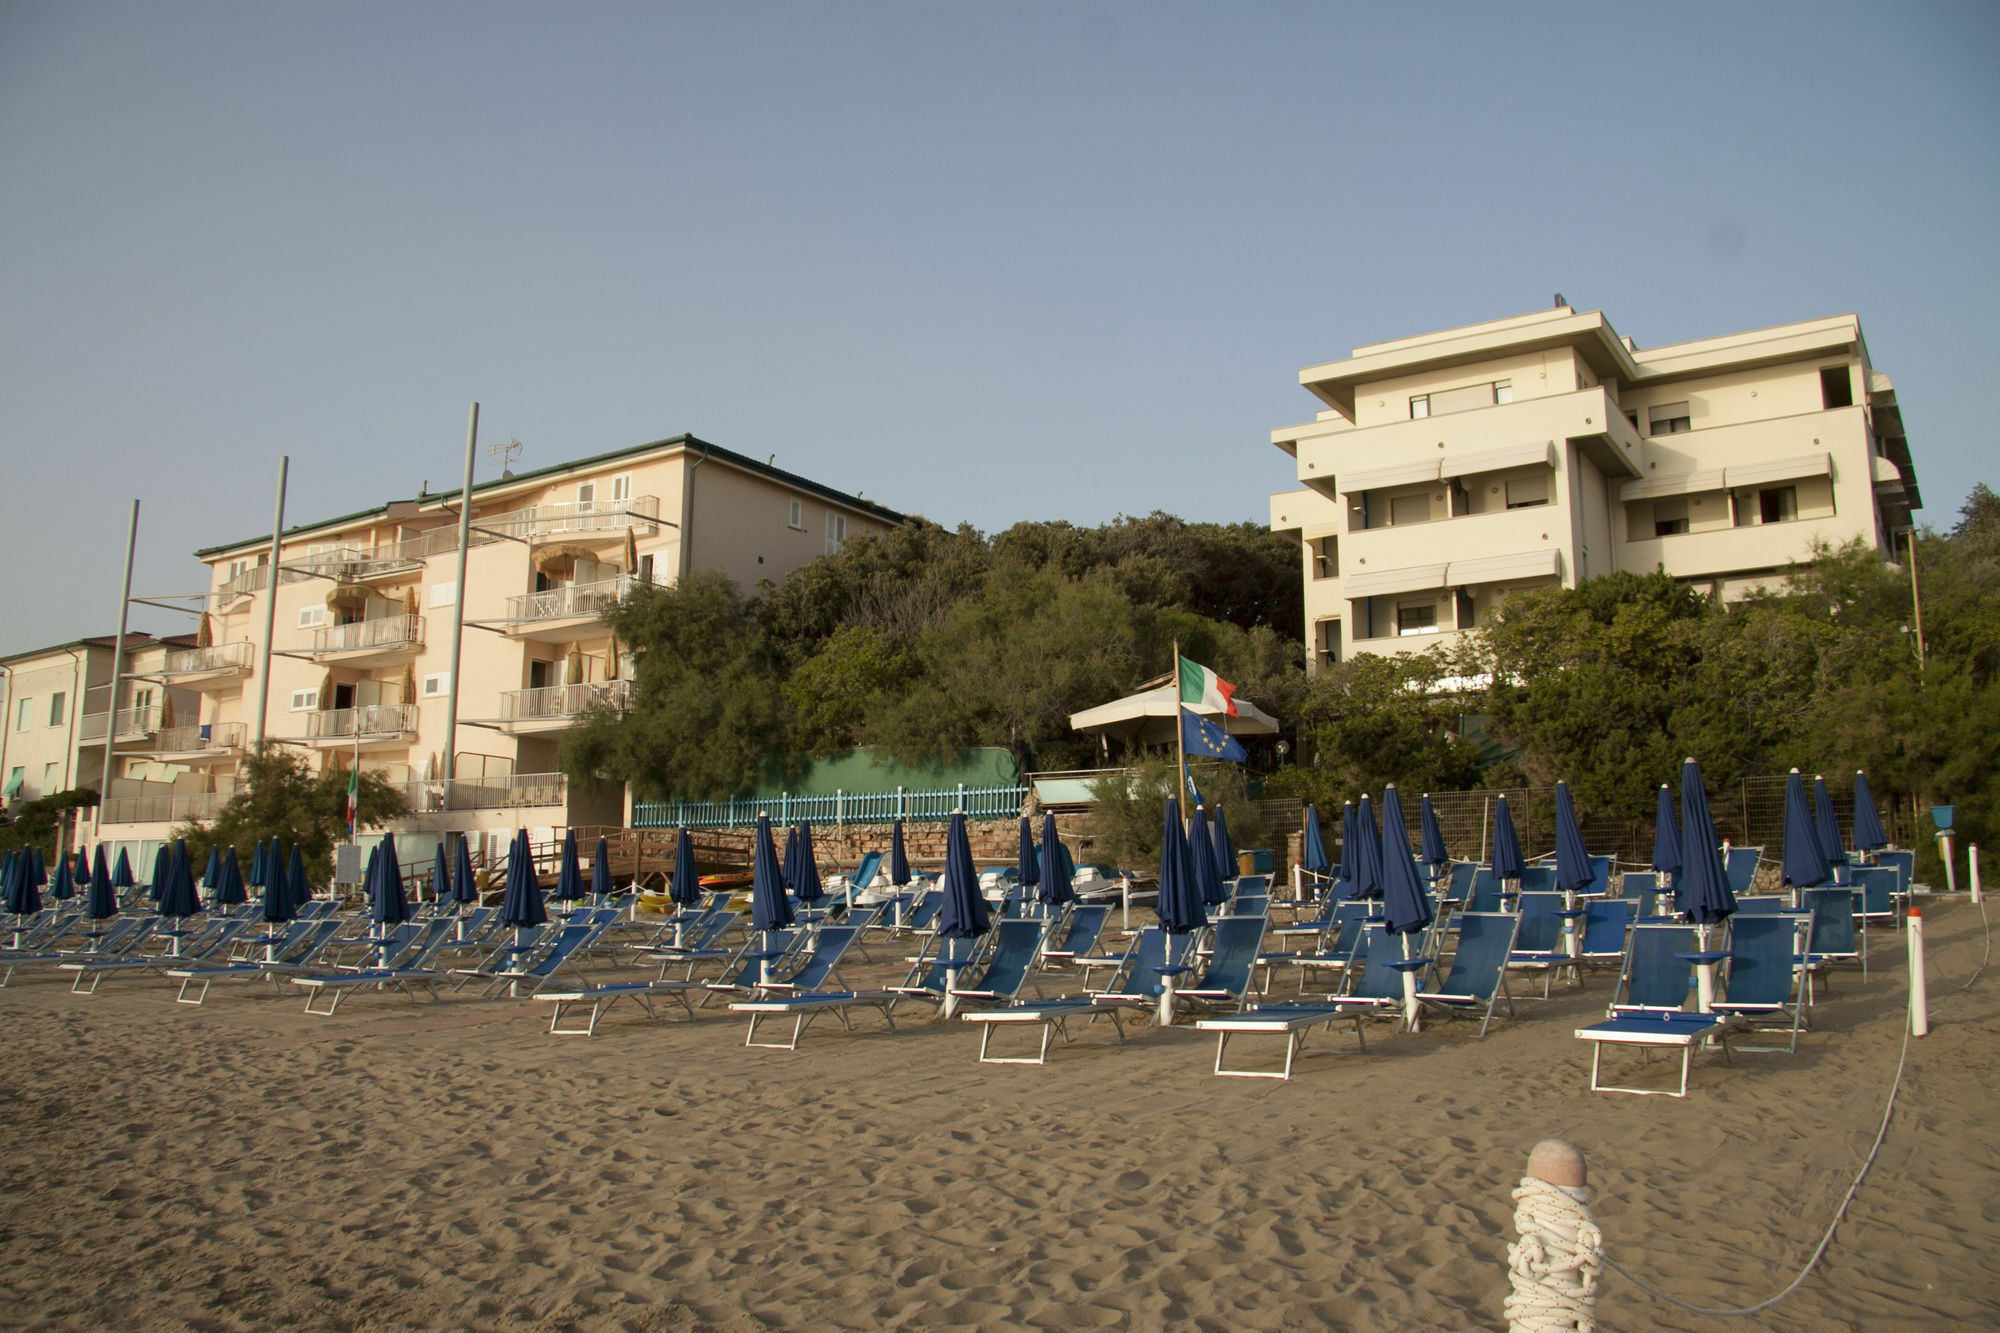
top-left (1180, 707), bottom-right (1247, 763)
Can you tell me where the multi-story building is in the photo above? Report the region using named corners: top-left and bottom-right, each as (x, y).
top-left (1267, 305), bottom-right (1920, 670)
top-left (69, 434), bottom-right (903, 868)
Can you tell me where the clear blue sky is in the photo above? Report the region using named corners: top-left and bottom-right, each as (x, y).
top-left (3, 2), bottom-right (1995, 649)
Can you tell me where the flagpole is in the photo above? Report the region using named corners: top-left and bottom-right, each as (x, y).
top-left (1173, 640), bottom-right (1189, 817)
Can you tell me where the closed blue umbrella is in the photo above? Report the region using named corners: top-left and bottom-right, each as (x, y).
top-left (551, 828), bottom-right (587, 903)
top-left (1038, 812), bottom-right (1074, 909)
top-left (779, 823), bottom-right (799, 892)
top-left (451, 836), bottom-right (478, 905)
top-left (749, 815), bottom-right (793, 933)
top-left (1211, 804), bottom-right (1237, 885)
top-left (248, 839), bottom-right (268, 889)
top-left (215, 846), bottom-right (249, 907)
top-left (1491, 794), bottom-right (1526, 884)
top-left (1676, 759), bottom-right (1737, 925)
top-left (29, 846), bottom-right (45, 889)
top-left (431, 843), bottom-right (452, 906)
top-left (1781, 769), bottom-right (1831, 891)
top-left (1851, 771), bottom-right (1889, 852)
top-left (372, 831), bottom-right (413, 928)
top-left (1651, 784), bottom-right (1683, 880)
top-left (1335, 801), bottom-right (1357, 892)
top-left (287, 843), bottom-right (313, 911)
top-left (498, 828), bottom-right (547, 932)
top-left (149, 845), bottom-right (170, 903)
top-left (260, 851), bottom-right (297, 927)
top-left (201, 845), bottom-right (221, 897)
top-left (71, 847), bottom-right (92, 896)
top-left (2, 848), bottom-right (40, 918)
top-left (1301, 805), bottom-right (1330, 880)
top-left (1378, 786), bottom-right (1435, 937)
top-left (1017, 817), bottom-right (1040, 892)
top-left (1551, 781), bottom-right (1594, 896)
top-left (158, 840), bottom-right (202, 921)
top-left (1154, 797), bottom-right (1207, 936)
top-left (591, 835), bottom-right (613, 902)
top-left (1351, 793), bottom-right (1384, 900)
top-left (1418, 795), bottom-right (1448, 869)
top-left (889, 819), bottom-right (911, 887)
top-left (86, 846), bottom-right (118, 921)
top-left (47, 853), bottom-right (74, 903)
top-left (1188, 806), bottom-right (1228, 908)
top-left (938, 809), bottom-right (990, 940)
top-left (1811, 775), bottom-right (1848, 876)
top-left (793, 822), bottom-right (825, 907)
top-left (670, 828), bottom-right (702, 907)
top-left (112, 848), bottom-right (134, 893)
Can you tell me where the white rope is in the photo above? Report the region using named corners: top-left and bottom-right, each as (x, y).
top-left (1505, 1176), bottom-right (1602, 1332)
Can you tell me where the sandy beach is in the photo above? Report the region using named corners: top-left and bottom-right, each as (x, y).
top-left (1, 900), bottom-right (1994, 1332)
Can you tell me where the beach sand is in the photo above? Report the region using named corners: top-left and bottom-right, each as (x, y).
top-left (1, 900), bottom-right (1994, 1331)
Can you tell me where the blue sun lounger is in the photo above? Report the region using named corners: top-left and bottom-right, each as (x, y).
top-left (1416, 911), bottom-right (1522, 1036)
top-left (1192, 924), bottom-right (1410, 1078)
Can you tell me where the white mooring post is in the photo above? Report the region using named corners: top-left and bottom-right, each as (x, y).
top-left (1907, 906), bottom-right (1929, 1037)
top-left (1505, 1139), bottom-right (1601, 1332)
top-left (1969, 845), bottom-right (1982, 905)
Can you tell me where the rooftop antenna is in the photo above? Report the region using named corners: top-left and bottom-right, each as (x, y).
top-left (488, 436), bottom-right (523, 478)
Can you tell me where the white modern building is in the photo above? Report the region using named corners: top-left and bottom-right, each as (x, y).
top-left (1267, 305), bottom-right (1920, 669)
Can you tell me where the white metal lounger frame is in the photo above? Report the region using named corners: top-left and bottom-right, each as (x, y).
top-left (960, 997), bottom-right (1143, 1065)
top-left (1197, 1001), bottom-right (1389, 1080)
top-left (730, 991), bottom-right (899, 1051)
top-left (293, 968), bottom-right (440, 1016)
top-left (536, 980), bottom-right (701, 1036)
top-left (1575, 1016), bottom-right (1732, 1097)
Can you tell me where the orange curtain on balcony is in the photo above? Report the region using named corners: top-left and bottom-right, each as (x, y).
top-left (196, 613), bottom-right (213, 648)
top-left (624, 528), bottom-right (638, 575)
top-left (325, 584), bottom-right (368, 613)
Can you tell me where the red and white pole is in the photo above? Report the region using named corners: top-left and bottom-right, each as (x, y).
top-left (1969, 845), bottom-right (1982, 906)
top-left (1907, 906), bottom-right (1929, 1037)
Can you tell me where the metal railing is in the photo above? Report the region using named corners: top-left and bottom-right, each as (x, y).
top-left (214, 565), bottom-right (312, 600)
top-left (305, 703), bottom-right (419, 741)
top-left (280, 525), bottom-right (495, 580)
top-left (633, 782), bottom-right (1031, 830)
top-left (97, 791), bottom-right (231, 826)
top-left (78, 705), bottom-right (165, 742)
top-left (310, 614), bottom-right (424, 655)
top-left (161, 642), bottom-right (255, 676)
top-left (151, 722), bottom-right (247, 754)
top-left (403, 772), bottom-right (569, 813)
top-left (498, 573), bottom-right (657, 624)
top-left (498, 678), bottom-right (631, 722)
top-left (479, 494), bottom-right (660, 542)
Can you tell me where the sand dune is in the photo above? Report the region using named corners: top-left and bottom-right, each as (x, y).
top-left (1, 900), bottom-right (1994, 1331)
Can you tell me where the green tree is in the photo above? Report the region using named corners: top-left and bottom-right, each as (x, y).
top-left (783, 624), bottom-right (909, 757)
top-left (1267, 645), bottom-right (1483, 808)
top-left (174, 742), bottom-right (405, 886)
top-left (0, 788), bottom-right (99, 857)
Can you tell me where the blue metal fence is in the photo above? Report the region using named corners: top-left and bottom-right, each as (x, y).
top-left (632, 783), bottom-right (1030, 830)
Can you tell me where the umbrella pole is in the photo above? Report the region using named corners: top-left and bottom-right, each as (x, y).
top-left (1694, 922), bottom-right (1715, 1014)
top-left (1401, 932), bottom-right (1421, 1032)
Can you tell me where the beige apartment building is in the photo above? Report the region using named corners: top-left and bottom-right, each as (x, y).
top-left (59, 435), bottom-right (902, 869)
top-left (1267, 305), bottom-right (1920, 670)
top-left (1, 634), bottom-right (199, 815)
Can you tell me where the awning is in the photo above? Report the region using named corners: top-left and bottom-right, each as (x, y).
top-left (1724, 452), bottom-right (1831, 490)
top-left (1343, 562), bottom-right (1450, 599)
top-left (1, 769), bottom-right (21, 799)
top-left (1440, 440), bottom-right (1553, 480)
top-left (1447, 548), bottom-right (1562, 587)
top-left (1340, 459), bottom-right (1441, 494)
top-left (1069, 682), bottom-right (1281, 747)
top-left (1871, 455), bottom-right (1904, 492)
top-left (1620, 468), bottom-right (1727, 502)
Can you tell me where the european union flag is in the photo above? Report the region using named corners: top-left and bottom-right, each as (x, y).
top-left (1180, 707), bottom-right (1247, 763)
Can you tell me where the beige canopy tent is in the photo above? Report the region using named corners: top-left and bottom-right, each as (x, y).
top-left (1069, 676), bottom-right (1282, 748)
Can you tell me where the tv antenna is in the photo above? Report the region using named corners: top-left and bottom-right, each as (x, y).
top-left (489, 437), bottom-right (523, 478)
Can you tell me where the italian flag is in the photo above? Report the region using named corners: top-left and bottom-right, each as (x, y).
top-left (1178, 656), bottom-right (1238, 716)
top-left (346, 767), bottom-right (359, 829)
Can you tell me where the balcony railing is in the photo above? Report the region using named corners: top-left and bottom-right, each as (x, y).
top-left (281, 525), bottom-right (495, 581)
top-left (499, 679), bottom-right (631, 722)
top-left (78, 705), bottom-right (165, 742)
top-left (98, 791), bottom-right (231, 826)
top-left (498, 574), bottom-right (656, 624)
top-left (403, 772), bottom-right (569, 813)
top-left (311, 614), bottom-right (424, 656)
top-left (214, 565), bottom-right (313, 600)
top-left (161, 642), bottom-right (255, 677)
top-left (151, 722), bottom-right (248, 755)
top-left (479, 494), bottom-right (660, 542)
top-left (305, 703), bottom-right (419, 741)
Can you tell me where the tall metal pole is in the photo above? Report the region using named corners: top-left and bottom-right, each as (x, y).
top-left (93, 501), bottom-right (140, 837)
top-left (252, 456), bottom-right (289, 746)
top-left (1172, 640), bottom-right (1189, 816)
top-left (440, 403), bottom-right (479, 809)
top-left (1906, 527), bottom-right (1927, 671)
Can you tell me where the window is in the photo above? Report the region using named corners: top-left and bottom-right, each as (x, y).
top-left (132, 688), bottom-right (153, 714)
top-left (421, 673), bottom-right (450, 698)
top-left (1397, 603), bottom-right (1438, 637)
top-left (1648, 402), bottom-right (1691, 434)
top-left (1416, 379), bottom-right (1511, 419)
top-left (1820, 366), bottom-right (1854, 410)
top-left (48, 692), bottom-right (66, 727)
top-left (1409, 395), bottom-right (1430, 420)
top-left (226, 558), bottom-right (249, 584)
top-left (825, 511), bottom-right (847, 555)
top-left (609, 474), bottom-right (632, 503)
top-left (638, 554), bottom-right (654, 583)
top-left (43, 762), bottom-right (59, 793)
top-left (1624, 410), bottom-right (1639, 431)
top-left (1314, 619), bottom-right (1342, 668)
top-left (1495, 380), bottom-right (1514, 404)
top-left (15, 699), bottom-right (31, 731)
top-left (1758, 486), bottom-right (1797, 525)
top-left (1388, 492), bottom-right (1431, 526)
top-left (1652, 498), bottom-right (1690, 536)
top-left (297, 605), bottom-right (327, 629)
top-left (289, 688), bottom-right (319, 712)
top-left (577, 481), bottom-right (596, 505)
top-left (788, 498), bottom-right (804, 530)
top-left (1504, 474), bottom-right (1549, 509)
top-left (429, 582), bottom-right (457, 609)
top-left (1310, 536), bottom-right (1338, 580)
top-left (1456, 588), bottom-right (1477, 629)
top-left (4, 768), bottom-right (22, 800)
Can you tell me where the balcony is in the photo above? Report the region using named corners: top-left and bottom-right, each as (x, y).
top-left (484, 679), bottom-right (632, 735)
top-left (403, 772), bottom-right (569, 813)
top-left (97, 790), bottom-right (232, 827)
top-left (147, 722), bottom-right (248, 763)
top-left (302, 703), bottom-right (420, 750)
top-left (480, 495), bottom-right (661, 545)
top-left (78, 705), bottom-right (165, 745)
top-left (160, 642), bottom-right (255, 688)
top-left (279, 526), bottom-right (492, 584)
top-left (305, 614), bottom-right (425, 666)
top-left (475, 574), bottom-right (658, 643)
